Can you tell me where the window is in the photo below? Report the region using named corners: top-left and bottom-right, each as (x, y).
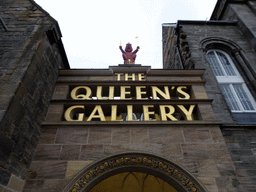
top-left (207, 49), bottom-right (256, 112)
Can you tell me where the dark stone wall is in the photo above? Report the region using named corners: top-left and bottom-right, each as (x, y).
top-left (222, 127), bottom-right (256, 192)
top-left (162, 1), bottom-right (256, 191)
top-left (221, 2), bottom-right (256, 55)
top-left (163, 20), bottom-right (256, 124)
top-left (162, 25), bottom-right (180, 69)
top-left (0, 0), bottom-right (68, 189)
top-left (217, 2), bottom-right (256, 191)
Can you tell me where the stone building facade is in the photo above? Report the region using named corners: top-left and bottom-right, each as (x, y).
top-left (163, 0), bottom-right (256, 191)
top-left (1, 0), bottom-right (256, 192)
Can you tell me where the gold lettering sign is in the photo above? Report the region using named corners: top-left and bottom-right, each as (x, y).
top-left (151, 86), bottom-right (170, 100)
top-left (64, 104), bottom-right (196, 122)
top-left (64, 105), bottom-right (85, 121)
top-left (120, 86), bottom-right (132, 100)
top-left (71, 86), bottom-right (92, 100)
top-left (143, 105), bottom-right (156, 121)
top-left (115, 73), bottom-right (146, 81)
top-left (64, 73), bottom-right (198, 122)
top-left (136, 86), bottom-right (148, 100)
top-left (70, 85), bottom-right (190, 101)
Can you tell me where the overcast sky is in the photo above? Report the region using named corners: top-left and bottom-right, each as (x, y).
top-left (35, 0), bottom-right (218, 69)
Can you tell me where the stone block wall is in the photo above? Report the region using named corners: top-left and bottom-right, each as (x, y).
top-left (221, 2), bottom-right (256, 53)
top-left (24, 124), bottom-right (237, 192)
top-left (222, 127), bottom-right (256, 192)
top-left (164, 22), bottom-right (256, 124)
top-left (0, 0), bottom-right (68, 191)
top-left (162, 25), bottom-right (180, 69)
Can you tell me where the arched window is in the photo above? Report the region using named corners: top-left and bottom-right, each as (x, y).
top-left (207, 49), bottom-right (256, 112)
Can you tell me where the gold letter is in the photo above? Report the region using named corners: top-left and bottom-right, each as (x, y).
top-left (108, 86), bottom-right (114, 100)
top-left (96, 86), bottom-right (114, 100)
top-left (87, 105), bottom-right (106, 121)
top-left (64, 105), bottom-right (84, 121)
top-left (115, 73), bottom-right (123, 81)
top-left (143, 105), bottom-right (156, 121)
top-left (125, 73), bottom-right (135, 81)
top-left (136, 86), bottom-right (148, 100)
top-left (151, 86), bottom-right (170, 99)
top-left (159, 105), bottom-right (178, 121)
top-left (177, 86), bottom-right (190, 99)
top-left (138, 73), bottom-right (145, 81)
top-left (96, 86), bottom-right (106, 100)
top-left (111, 105), bottom-right (123, 121)
top-left (127, 105), bottom-right (139, 121)
top-left (71, 86), bottom-right (92, 100)
top-left (177, 105), bottom-right (195, 120)
top-left (120, 86), bottom-right (132, 100)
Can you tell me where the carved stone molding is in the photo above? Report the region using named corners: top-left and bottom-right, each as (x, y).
top-left (62, 152), bottom-right (208, 192)
top-left (200, 37), bottom-right (241, 52)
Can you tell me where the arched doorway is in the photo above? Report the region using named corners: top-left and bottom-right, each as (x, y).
top-left (89, 172), bottom-right (178, 192)
top-left (62, 152), bottom-right (207, 192)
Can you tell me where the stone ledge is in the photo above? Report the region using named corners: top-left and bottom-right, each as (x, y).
top-left (42, 120), bottom-right (222, 126)
top-left (49, 99), bottom-right (214, 105)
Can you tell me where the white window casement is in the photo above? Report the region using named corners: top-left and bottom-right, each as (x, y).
top-left (207, 49), bottom-right (256, 112)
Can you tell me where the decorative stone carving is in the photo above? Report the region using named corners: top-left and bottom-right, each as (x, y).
top-left (62, 152), bottom-right (207, 192)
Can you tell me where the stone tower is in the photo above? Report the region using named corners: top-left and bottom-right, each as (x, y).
top-left (0, 0), bottom-right (69, 191)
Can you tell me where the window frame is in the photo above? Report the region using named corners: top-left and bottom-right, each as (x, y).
top-left (207, 49), bottom-right (256, 113)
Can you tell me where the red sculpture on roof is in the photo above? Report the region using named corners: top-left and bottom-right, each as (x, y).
top-left (119, 43), bottom-right (140, 64)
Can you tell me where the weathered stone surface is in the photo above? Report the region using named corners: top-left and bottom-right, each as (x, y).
top-left (0, 168), bottom-right (11, 186)
top-left (23, 179), bottom-right (45, 192)
top-left (7, 174), bottom-right (25, 192)
top-left (55, 128), bottom-right (88, 144)
top-left (0, 0), bottom-right (68, 186)
top-left (103, 144), bottom-right (163, 156)
top-left (60, 145), bottom-right (80, 160)
top-left (45, 105), bottom-right (63, 122)
top-left (130, 128), bottom-right (149, 143)
top-left (33, 145), bottom-right (61, 161)
top-left (149, 127), bottom-right (184, 144)
top-left (52, 85), bottom-right (69, 100)
top-left (183, 128), bottom-right (213, 143)
top-left (39, 128), bottom-right (57, 144)
top-left (182, 143), bottom-right (209, 159)
top-left (28, 161), bottom-right (67, 180)
top-left (162, 143), bottom-right (182, 156)
top-left (112, 128), bottom-right (130, 144)
top-left (88, 128), bottom-right (111, 144)
top-left (80, 145), bottom-right (104, 160)
top-left (197, 176), bottom-right (219, 192)
top-left (42, 179), bottom-right (69, 192)
top-left (66, 161), bottom-right (93, 180)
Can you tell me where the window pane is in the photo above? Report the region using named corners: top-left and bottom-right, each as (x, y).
top-left (233, 85), bottom-right (255, 110)
top-left (219, 85), bottom-right (240, 111)
top-left (216, 51), bottom-right (236, 76)
top-left (207, 51), bottom-right (224, 76)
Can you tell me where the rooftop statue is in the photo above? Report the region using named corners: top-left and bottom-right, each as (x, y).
top-left (119, 43), bottom-right (140, 64)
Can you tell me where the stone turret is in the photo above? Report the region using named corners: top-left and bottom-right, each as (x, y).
top-left (0, 0), bottom-right (69, 191)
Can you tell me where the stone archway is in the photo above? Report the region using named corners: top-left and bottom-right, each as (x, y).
top-left (89, 172), bottom-right (178, 192)
top-left (62, 152), bottom-right (207, 192)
